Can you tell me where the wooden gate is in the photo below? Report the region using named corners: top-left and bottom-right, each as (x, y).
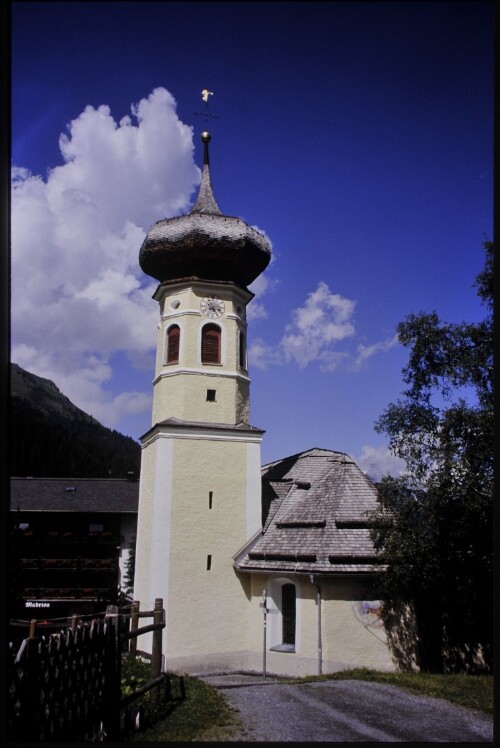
top-left (7, 599), bottom-right (168, 741)
top-left (8, 616), bottom-right (118, 741)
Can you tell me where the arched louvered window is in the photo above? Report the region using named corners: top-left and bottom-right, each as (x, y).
top-left (166, 325), bottom-right (180, 364)
top-left (238, 330), bottom-right (246, 369)
top-left (282, 583), bottom-right (296, 646)
top-left (201, 324), bottom-right (221, 365)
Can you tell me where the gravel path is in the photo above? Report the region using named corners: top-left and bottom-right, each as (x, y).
top-left (216, 680), bottom-right (493, 742)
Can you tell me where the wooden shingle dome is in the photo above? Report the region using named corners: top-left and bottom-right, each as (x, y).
top-left (139, 131), bottom-right (271, 287)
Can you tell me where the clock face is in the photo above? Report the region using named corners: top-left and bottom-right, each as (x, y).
top-left (200, 295), bottom-right (225, 319)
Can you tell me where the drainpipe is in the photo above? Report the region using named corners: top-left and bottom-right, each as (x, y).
top-left (260, 588), bottom-right (268, 681)
top-left (310, 574), bottom-right (322, 675)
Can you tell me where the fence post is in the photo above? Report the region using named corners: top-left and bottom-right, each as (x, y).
top-left (19, 620), bottom-right (40, 740)
top-left (151, 598), bottom-right (164, 703)
top-left (104, 605), bottom-right (121, 739)
top-left (129, 601), bottom-right (139, 658)
top-left (29, 618), bottom-right (37, 640)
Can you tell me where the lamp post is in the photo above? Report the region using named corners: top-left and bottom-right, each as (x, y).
top-left (310, 575), bottom-right (322, 675)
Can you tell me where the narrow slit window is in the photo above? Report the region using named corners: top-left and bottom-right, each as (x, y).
top-left (166, 325), bottom-right (180, 364)
top-left (239, 330), bottom-right (246, 369)
top-left (201, 324), bottom-right (221, 364)
top-left (206, 389), bottom-right (216, 402)
top-left (209, 491), bottom-right (213, 509)
top-left (206, 554), bottom-right (212, 571)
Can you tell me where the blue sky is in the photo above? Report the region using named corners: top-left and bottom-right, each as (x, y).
top-left (11, 1), bottom-right (493, 479)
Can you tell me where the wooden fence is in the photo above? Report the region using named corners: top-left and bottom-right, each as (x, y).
top-left (7, 598), bottom-right (169, 741)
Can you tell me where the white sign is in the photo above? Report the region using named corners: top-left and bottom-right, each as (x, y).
top-left (25, 601), bottom-right (51, 608)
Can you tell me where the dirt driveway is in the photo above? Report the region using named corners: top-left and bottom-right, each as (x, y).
top-left (209, 678), bottom-right (493, 742)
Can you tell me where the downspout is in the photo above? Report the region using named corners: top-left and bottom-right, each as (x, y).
top-left (310, 574), bottom-right (322, 675)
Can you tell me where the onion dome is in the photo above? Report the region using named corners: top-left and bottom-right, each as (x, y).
top-left (139, 130), bottom-right (271, 287)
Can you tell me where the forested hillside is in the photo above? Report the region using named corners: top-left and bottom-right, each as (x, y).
top-left (10, 363), bottom-right (141, 478)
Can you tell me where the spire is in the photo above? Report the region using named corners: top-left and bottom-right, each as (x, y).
top-left (191, 130), bottom-right (222, 215)
top-left (139, 89), bottom-right (271, 287)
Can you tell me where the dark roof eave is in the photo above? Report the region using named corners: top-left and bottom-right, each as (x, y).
top-left (235, 563), bottom-right (382, 577)
top-left (11, 508), bottom-right (138, 514)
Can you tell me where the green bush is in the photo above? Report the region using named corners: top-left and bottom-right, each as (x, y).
top-left (120, 656), bottom-right (185, 737)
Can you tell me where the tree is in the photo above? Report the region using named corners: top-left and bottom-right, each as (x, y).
top-left (122, 535), bottom-right (136, 597)
top-left (370, 241), bottom-right (493, 672)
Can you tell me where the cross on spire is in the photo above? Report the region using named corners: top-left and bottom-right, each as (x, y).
top-left (194, 89), bottom-right (219, 128)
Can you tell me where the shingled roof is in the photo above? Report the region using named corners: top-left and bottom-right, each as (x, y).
top-left (235, 448), bottom-right (383, 575)
top-left (138, 130), bottom-right (271, 287)
top-left (10, 477), bottom-right (139, 514)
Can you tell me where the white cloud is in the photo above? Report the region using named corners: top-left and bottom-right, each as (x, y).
top-left (283, 282), bottom-right (355, 369)
top-left (11, 87), bottom-right (200, 428)
top-left (246, 231), bottom-right (277, 321)
top-left (247, 272), bottom-right (279, 321)
top-left (352, 334), bottom-right (400, 369)
top-left (354, 445), bottom-right (406, 482)
top-left (249, 281), bottom-right (356, 370)
top-left (248, 280), bottom-right (401, 375)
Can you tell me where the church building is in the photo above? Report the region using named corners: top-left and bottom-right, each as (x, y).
top-left (133, 121), bottom-right (397, 676)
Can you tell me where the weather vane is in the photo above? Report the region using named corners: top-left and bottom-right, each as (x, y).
top-left (195, 89), bottom-right (218, 128)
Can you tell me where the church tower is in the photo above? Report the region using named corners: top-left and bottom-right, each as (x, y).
top-left (133, 120), bottom-right (271, 672)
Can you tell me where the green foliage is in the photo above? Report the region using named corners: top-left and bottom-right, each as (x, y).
top-left (370, 242), bottom-right (493, 672)
top-left (120, 661), bottom-right (150, 734)
top-left (120, 657), bottom-right (185, 737)
top-left (121, 536), bottom-right (136, 596)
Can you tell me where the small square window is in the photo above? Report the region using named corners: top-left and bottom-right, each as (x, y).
top-left (206, 389), bottom-right (216, 402)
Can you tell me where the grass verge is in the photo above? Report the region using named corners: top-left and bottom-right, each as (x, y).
top-left (127, 673), bottom-right (243, 742)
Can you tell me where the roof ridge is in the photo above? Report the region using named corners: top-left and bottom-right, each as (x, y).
top-left (261, 447), bottom-right (347, 471)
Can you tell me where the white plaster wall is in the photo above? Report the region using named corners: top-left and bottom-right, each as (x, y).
top-left (133, 436), bottom-right (174, 653)
top-left (151, 282), bottom-right (252, 426)
top-left (152, 373), bottom-right (249, 425)
top-left (165, 437), bottom-right (254, 665)
top-left (134, 426), bottom-right (263, 671)
top-left (245, 442), bottom-right (262, 538)
top-left (243, 573), bottom-right (396, 677)
top-left (133, 447), bottom-right (155, 607)
top-left (322, 582), bottom-right (395, 672)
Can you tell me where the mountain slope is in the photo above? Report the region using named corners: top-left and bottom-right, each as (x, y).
top-left (10, 363), bottom-right (141, 478)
